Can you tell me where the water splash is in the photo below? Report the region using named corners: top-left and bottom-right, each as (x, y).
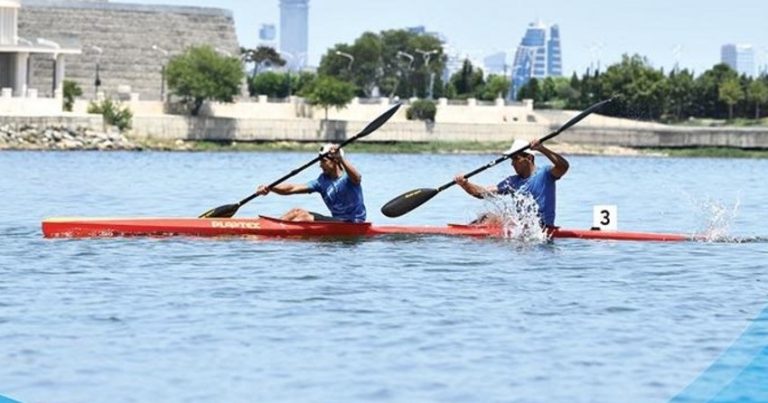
top-left (689, 194), bottom-right (741, 242)
top-left (477, 193), bottom-right (549, 245)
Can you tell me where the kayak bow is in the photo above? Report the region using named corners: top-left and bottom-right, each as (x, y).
top-left (41, 216), bottom-right (691, 242)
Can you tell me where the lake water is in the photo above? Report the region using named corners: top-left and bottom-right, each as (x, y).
top-left (2, 150), bottom-right (767, 402)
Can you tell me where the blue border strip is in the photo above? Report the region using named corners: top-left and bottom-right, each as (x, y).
top-left (671, 306), bottom-right (768, 402)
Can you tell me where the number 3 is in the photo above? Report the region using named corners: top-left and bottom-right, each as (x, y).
top-left (600, 210), bottom-right (611, 225)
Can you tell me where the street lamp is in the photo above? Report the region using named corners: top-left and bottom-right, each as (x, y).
top-left (152, 45), bottom-right (168, 102)
top-left (416, 48), bottom-right (439, 99)
top-left (335, 50), bottom-right (354, 70)
top-left (396, 51), bottom-right (415, 98)
top-left (91, 45), bottom-right (102, 99)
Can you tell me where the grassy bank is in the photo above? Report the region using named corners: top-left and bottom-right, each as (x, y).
top-left (132, 137), bottom-right (768, 158)
top-left (652, 147), bottom-right (768, 158)
top-left (136, 138), bottom-right (513, 154)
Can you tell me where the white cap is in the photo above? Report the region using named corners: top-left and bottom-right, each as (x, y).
top-left (319, 143), bottom-right (344, 158)
top-left (506, 138), bottom-right (538, 156)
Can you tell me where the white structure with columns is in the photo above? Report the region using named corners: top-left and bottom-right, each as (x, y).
top-left (0, 0), bottom-right (80, 114)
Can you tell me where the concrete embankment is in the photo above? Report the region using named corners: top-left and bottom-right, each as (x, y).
top-left (2, 114), bottom-right (768, 151)
top-left (130, 115), bottom-right (768, 150)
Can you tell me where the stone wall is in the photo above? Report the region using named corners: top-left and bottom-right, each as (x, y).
top-left (129, 115), bottom-right (768, 149)
top-left (18, 0), bottom-right (239, 101)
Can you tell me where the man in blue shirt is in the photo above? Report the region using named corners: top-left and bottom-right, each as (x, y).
top-left (255, 144), bottom-right (367, 222)
top-left (453, 138), bottom-right (569, 228)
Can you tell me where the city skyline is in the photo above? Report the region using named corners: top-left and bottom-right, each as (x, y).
top-left (121, 0), bottom-right (767, 76)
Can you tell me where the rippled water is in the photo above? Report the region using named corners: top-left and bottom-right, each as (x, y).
top-left (2, 151), bottom-right (768, 402)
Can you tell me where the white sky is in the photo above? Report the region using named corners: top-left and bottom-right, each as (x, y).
top-left (122, 0), bottom-right (768, 76)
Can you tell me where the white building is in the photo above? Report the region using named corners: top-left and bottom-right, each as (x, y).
top-left (721, 44), bottom-right (755, 77)
top-left (0, 0), bottom-right (79, 114)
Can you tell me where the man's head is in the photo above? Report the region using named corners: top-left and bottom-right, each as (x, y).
top-left (507, 139), bottom-right (536, 177)
top-left (319, 143), bottom-right (344, 175)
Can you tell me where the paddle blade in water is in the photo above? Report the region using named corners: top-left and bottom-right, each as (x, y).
top-left (199, 203), bottom-right (240, 218)
top-left (381, 188), bottom-right (439, 218)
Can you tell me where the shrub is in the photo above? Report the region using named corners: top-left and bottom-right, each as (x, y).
top-left (63, 80), bottom-right (82, 112)
top-left (88, 98), bottom-right (133, 132)
top-left (406, 99), bottom-right (437, 122)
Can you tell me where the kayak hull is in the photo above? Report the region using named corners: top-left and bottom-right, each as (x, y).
top-left (42, 216), bottom-right (691, 242)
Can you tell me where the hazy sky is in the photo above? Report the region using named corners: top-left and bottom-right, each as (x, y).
top-left (123, 0), bottom-right (767, 76)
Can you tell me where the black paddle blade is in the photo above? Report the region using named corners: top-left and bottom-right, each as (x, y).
top-left (381, 188), bottom-right (439, 218)
top-left (199, 203), bottom-right (240, 218)
top-left (356, 102), bottom-right (402, 139)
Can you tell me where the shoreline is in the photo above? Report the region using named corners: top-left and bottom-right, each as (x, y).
top-left (5, 136), bottom-right (768, 158)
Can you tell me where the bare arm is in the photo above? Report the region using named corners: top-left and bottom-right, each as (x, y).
top-left (256, 183), bottom-right (311, 196)
top-left (454, 174), bottom-right (497, 199)
top-left (532, 140), bottom-right (569, 179)
top-left (338, 154), bottom-right (362, 185)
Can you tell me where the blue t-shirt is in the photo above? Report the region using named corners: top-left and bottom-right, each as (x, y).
top-left (496, 166), bottom-right (557, 226)
top-left (307, 173), bottom-right (367, 222)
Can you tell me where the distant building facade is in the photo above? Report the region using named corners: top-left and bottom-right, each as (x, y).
top-left (259, 23), bottom-right (276, 42)
top-left (15, 0), bottom-right (239, 101)
top-left (509, 21), bottom-right (562, 100)
top-left (483, 52), bottom-right (507, 75)
top-left (0, 0), bottom-right (79, 102)
top-left (279, 0), bottom-right (308, 71)
top-left (721, 44), bottom-right (755, 77)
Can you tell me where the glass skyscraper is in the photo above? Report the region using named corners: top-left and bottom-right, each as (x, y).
top-left (721, 44), bottom-right (755, 77)
top-left (279, 0), bottom-right (308, 71)
top-left (508, 21), bottom-right (562, 100)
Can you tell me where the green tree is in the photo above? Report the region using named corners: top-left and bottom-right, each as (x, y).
top-left (62, 80), bottom-right (82, 112)
top-left (564, 72), bottom-right (583, 108)
top-left (165, 45), bottom-right (245, 115)
top-left (248, 71), bottom-right (289, 97)
top-left (318, 33), bottom-right (382, 97)
top-left (719, 77), bottom-right (744, 119)
top-left (517, 78), bottom-right (541, 102)
top-left (406, 99), bottom-right (437, 121)
top-left (599, 54), bottom-right (667, 120)
top-left (693, 64), bottom-right (739, 119)
top-left (746, 78), bottom-right (768, 119)
top-left (450, 59), bottom-right (485, 99)
top-left (667, 69), bottom-right (695, 121)
top-left (479, 74), bottom-right (511, 101)
top-left (317, 29), bottom-right (445, 99)
top-left (243, 46), bottom-right (286, 77)
top-left (292, 71), bottom-right (317, 95)
top-left (300, 75), bottom-right (357, 121)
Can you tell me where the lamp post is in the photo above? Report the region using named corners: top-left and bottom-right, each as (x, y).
top-left (91, 45), bottom-right (102, 99)
top-left (396, 50), bottom-right (415, 98)
top-left (335, 50), bottom-right (354, 71)
top-left (416, 48), bottom-right (438, 99)
top-left (152, 45), bottom-right (168, 102)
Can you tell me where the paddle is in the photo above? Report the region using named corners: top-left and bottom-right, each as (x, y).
top-left (380, 98), bottom-right (613, 218)
top-left (199, 102), bottom-right (402, 218)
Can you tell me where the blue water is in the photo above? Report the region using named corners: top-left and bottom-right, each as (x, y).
top-left (2, 151), bottom-right (768, 402)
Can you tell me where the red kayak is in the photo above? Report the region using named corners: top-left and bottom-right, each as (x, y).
top-left (41, 216), bottom-right (692, 242)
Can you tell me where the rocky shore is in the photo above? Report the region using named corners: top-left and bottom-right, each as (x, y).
top-left (0, 124), bottom-right (141, 151)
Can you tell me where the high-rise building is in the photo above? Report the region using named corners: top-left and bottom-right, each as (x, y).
top-left (259, 23), bottom-right (276, 42)
top-left (279, 0), bottom-right (308, 70)
top-left (721, 44), bottom-right (755, 77)
top-left (508, 21), bottom-right (563, 100)
top-left (483, 52), bottom-right (507, 75)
